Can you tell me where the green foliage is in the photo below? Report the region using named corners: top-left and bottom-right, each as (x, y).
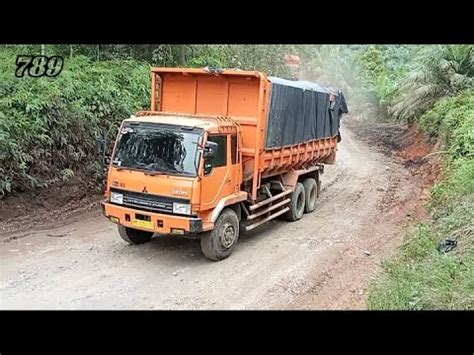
top-left (0, 49), bottom-right (150, 194)
top-left (358, 46), bottom-right (407, 118)
top-left (368, 245), bottom-right (474, 310)
top-left (187, 44), bottom-right (294, 77)
top-left (360, 46), bottom-right (387, 77)
top-left (229, 45), bottom-right (293, 77)
top-left (420, 91), bottom-right (474, 159)
top-left (368, 201), bottom-right (474, 310)
top-left (61, 168), bottom-right (75, 182)
top-left (430, 159), bottom-right (474, 219)
top-left (188, 52), bottom-right (227, 68)
top-left (391, 45), bottom-right (474, 121)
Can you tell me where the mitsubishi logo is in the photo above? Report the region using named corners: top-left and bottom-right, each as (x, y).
top-left (142, 186), bottom-right (148, 193)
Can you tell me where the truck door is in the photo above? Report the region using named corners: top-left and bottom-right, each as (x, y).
top-left (201, 134), bottom-right (239, 210)
top-left (230, 133), bottom-right (242, 193)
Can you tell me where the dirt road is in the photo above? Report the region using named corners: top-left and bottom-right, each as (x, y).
top-left (0, 120), bottom-right (423, 309)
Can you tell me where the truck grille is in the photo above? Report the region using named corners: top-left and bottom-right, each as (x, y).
top-left (110, 188), bottom-right (189, 215)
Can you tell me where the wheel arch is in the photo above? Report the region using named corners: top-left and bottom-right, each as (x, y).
top-left (210, 191), bottom-right (247, 223)
top-left (281, 165), bottom-right (323, 190)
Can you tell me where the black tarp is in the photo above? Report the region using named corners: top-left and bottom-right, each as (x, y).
top-left (265, 77), bottom-right (348, 149)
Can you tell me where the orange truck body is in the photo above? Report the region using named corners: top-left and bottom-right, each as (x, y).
top-left (102, 67), bottom-right (346, 260)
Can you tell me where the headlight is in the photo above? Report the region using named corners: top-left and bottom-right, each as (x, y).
top-left (173, 202), bottom-right (191, 215)
top-left (110, 192), bottom-right (123, 204)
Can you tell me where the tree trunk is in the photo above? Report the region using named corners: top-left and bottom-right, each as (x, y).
top-left (179, 45), bottom-right (186, 66)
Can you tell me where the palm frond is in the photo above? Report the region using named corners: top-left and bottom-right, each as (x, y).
top-left (390, 45), bottom-right (474, 121)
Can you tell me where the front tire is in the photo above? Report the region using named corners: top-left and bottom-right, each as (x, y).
top-left (200, 208), bottom-right (239, 261)
top-left (118, 225), bottom-right (153, 245)
top-left (285, 182), bottom-right (306, 222)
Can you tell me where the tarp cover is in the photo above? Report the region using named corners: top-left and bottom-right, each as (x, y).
top-left (265, 77), bottom-right (348, 149)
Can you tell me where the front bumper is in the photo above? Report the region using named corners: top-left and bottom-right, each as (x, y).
top-left (102, 202), bottom-right (202, 234)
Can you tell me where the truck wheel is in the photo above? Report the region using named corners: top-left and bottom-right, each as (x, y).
top-left (118, 225), bottom-right (153, 245)
top-left (200, 208), bottom-right (239, 261)
top-left (303, 178), bottom-right (318, 213)
top-left (285, 182), bottom-right (306, 222)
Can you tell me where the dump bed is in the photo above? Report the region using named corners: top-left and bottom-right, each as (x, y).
top-left (149, 68), bottom-right (348, 194)
top-left (266, 76), bottom-right (347, 148)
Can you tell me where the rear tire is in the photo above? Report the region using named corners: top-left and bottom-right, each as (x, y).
top-left (285, 182), bottom-right (306, 222)
top-left (303, 178), bottom-right (318, 213)
top-left (200, 208), bottom-right (239, 261)
top-left (118, 225), bottom-right (153, 245)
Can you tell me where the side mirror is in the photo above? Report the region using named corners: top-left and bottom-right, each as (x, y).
top-left (203, 141), bottom-right (218, 160)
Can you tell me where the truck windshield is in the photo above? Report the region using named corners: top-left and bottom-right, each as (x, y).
top-left (112, 124), bottom-right (202, 176)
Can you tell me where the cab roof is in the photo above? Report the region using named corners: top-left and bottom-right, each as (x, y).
top-left (124, 113), bottom-right (240, 133)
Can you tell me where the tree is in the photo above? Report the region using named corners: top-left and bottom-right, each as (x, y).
top-left (391, 45), bottom-right (474, 121)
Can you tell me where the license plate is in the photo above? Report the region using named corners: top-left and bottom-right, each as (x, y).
top-left (132, 219), bottom-right (153, 229)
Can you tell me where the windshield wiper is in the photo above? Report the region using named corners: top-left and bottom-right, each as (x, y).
top-left (144, 171), bottom-right (168, 176)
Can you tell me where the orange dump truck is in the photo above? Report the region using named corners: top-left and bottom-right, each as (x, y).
top-left (100, 67), bottom-right (348, 261)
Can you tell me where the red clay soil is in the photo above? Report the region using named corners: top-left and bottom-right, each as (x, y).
top-left (348, 121), bottom-right (442, 221)
top-left (394, 124), bottom-right (442, 211)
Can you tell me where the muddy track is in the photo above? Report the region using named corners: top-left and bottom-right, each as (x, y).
top-left (0, 120), bottom-right (424, 309)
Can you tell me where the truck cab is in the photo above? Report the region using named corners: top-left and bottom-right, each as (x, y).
top-left (101, 67), bottom-right (346, 261)
top-left (103, 113), bottom-right (246, 259)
